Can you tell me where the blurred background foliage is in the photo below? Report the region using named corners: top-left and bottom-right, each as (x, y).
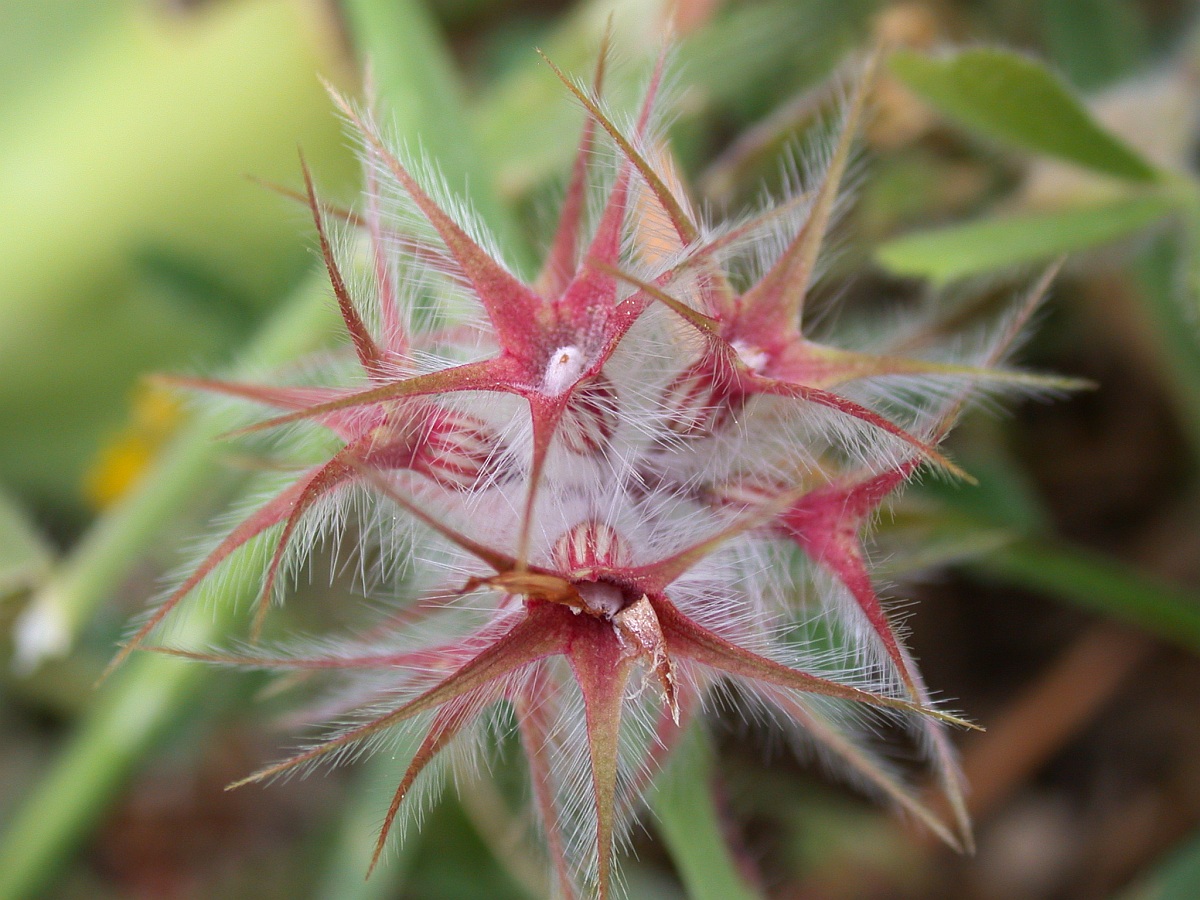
top-left (1, 0), bottom-right (1200, 897)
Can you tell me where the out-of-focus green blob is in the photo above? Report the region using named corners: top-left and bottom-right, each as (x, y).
top-left (0, 0), bottom-right (356, 507)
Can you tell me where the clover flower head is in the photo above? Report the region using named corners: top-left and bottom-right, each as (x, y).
top-left (121, 44), bottom-right (1079, 898)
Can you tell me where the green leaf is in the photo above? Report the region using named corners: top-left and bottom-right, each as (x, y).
top-left (1134, 231), bottom-right (1200, 454)
top-left (0, 488), bottom-right (52, 598)
top-left (1121, 827), bottom-right (1200, 899)
top-left (1039, 0), bottom-right (1148, 91)
top-left (890, 48), bottom-right (1160, 182)
top-left (652, 726), bottom-right (763, 900)
top-left (876, 195), bottom-right (1176, 284)
top-left (969, 539), bottom-right (1200, 657)
top-left (313, 754), bottom-right (419, 900)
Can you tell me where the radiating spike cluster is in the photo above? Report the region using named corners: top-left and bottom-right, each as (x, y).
top-left (121, 46), bottom-right (1083, 898)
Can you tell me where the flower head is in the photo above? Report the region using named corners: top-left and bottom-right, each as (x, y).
top-left (122, 45), bottom-right (1078, 898)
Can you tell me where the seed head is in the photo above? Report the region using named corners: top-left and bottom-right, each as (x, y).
top-left (125, 45), bottom-right (1080, 898)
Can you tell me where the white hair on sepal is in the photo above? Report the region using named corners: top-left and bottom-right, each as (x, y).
top-left (336, 102), bottom-right (522, 353)
top-left (328, 184), bottom-right (486, 377)
top-left (124, 462), bottom-right (336, 651)
top-left (716, 91), bottom-right (864, 304)
top-left (795, 562), bottom-right (914, 698)
top-left (344, 96), bottom-right (514, 273)
top-left (733, 685), bottom-right (957, 836)
top-left (734, 533), bottom-right (813, 623)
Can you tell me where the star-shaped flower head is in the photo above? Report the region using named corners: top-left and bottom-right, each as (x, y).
top-left (115, 42), bottom-right (1091, 900)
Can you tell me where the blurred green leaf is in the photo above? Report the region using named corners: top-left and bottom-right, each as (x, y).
top-left (970, 539), bottom-right (1200, 656)
top-left (1183, 203), bottom-right (1200, 315)
top-left (1039, 0), bottom-right (1148, 90)
top-left (313, 754), bottom-right (421, 900)
top-left (0, 0), bottom-right (356, 506)
top-left (0, 489), bottom-right (52, 598)
top-left (876, 195), bottom-right (1176, 284)
top-left (890, 47), bottom-right (1160, 182)
top-left (1122, 827), bottom-right (1200, 899)
top-left (11, 278), bottom-right (336, 676)
top-left (653, 726), bottom-right (762, 900)
top-left (399, 798), bottom-right (529, 900)
top-left (0, 2), bottom-right (513, 896)
top-left (1135, 231), bottom-right (1200, 452)
top-left (0, 581), bottom-right (252, 900)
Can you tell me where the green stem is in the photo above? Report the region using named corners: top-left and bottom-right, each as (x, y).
top-left (12, 277), bottom-right (336, 675)
top-left (313, 754), bottom-right (422, 900)
top-left (1120, 826), bottom-right (1200, 900)
top-left (0, 589), bottom-right (248, 900)
top-left (652, 725), bottom-right (763, 900)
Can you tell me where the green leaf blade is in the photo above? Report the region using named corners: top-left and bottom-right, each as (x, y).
top-left (876, 195), bottom-right (1176, 284)
top-left (890, 48), bottom-right (1160, 182)
top-left (652, 726), bottom-right (763, 900)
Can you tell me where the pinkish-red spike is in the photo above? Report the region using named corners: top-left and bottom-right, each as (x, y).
top-left (157, 374), bottom-right (374, 442)
top-left (535, 39), bottom-right (612, 300)
top-left (249, 174), bottom-right (363, 226)
top-left (349, 460), bottom-right (520, 575)
top-left (535, 135), bottom-right (593, 301)
top-left (100, 473), bottom-right (320, 681)
top-left (768, 339), bottom-right (1086, 395)
top-left (516, 397), bottom-right (568, 568)
top-left (653, 595), bottom-right (977, 729)
top-left (555, 170), bottom-right (631, 333)
top-left (757, 684), bottom-right (962, 850)
top-left (596, 261), bottom-right (723, 340)
top-left (895, 642), bottom-right (973, 851)
top-left (363, 146), bottom-right (406, 356)
top-left (780, 472), bottom-right (974, 849)
top-left (660, 189), bottom-right (815, 287)
top-left (327, 87), bottom-right (545, 357)
top-left (249, 452), bottom-right (358, 642)
top-left (148, 643), bottom-right (452, 671)
top-left (515, 667), bottom-right (578, 899)
top-left (793, 525), bottom-right (916, 697)
top-left (158, 374), bottom-right (344, 411)
top-left (928, 262), bottom-right (1067, 447)
top-left (539, 50), bottom-right (699, 248)
top-left (251, 172), bottom-right (455, 279)
top-left (735, 53), bottom-right (877, 340)
top-left (621, 492), bottom-right (797, 594)
top-left (565, 615), bottom-right (640, 899)
top-left (300, 153), bottom-right (384, 374)
top-left (222, 357), bottom-right (522, 440)
top-left (750, 374), bottom-right (973, 482)
top-left (368, 691), bottom-right (501, 877)
top-left (228, 604), bottom-right (571, 790)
